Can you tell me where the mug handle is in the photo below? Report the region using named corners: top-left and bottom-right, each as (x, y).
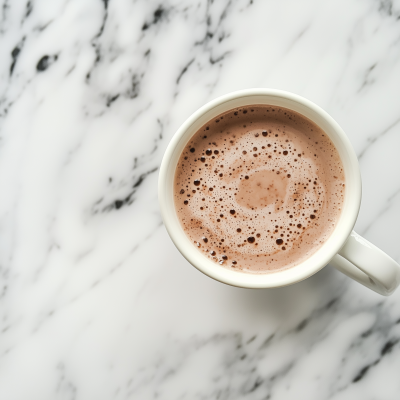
top-left (330, 231), bottom-right (400, 296)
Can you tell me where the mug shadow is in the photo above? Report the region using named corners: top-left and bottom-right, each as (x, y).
top-left (223, 264), bottom-right (346, 324)
top-left (160, 226), bottom-right (347, 329)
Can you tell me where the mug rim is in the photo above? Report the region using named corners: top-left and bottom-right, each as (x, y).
top-left (159, 88), bottom-right (361, 288)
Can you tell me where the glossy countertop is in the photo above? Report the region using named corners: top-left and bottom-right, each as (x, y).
top-left (0, 1), bottom-right (400, 399)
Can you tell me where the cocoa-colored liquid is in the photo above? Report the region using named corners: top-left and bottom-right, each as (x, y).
top-left (174, 105), bottom-right (345, 273)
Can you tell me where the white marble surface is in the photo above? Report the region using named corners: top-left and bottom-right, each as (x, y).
top-left (0, 0), bottom-right (400, 399)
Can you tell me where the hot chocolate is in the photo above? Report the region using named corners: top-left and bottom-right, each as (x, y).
top-left (174, 105), bottom-right (345, 273)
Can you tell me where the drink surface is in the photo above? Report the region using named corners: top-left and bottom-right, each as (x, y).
top-left (174, 105), bottom-right (345, 273)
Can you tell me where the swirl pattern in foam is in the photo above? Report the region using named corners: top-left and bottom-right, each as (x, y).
top-left (174, 105), bottom-right (345, 273)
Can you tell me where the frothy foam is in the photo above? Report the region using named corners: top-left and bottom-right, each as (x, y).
top-left (174, 105), bottom-right (345, 273)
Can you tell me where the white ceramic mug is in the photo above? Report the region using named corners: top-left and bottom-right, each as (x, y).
top-left (158, 89), bottom-right (400, 296)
